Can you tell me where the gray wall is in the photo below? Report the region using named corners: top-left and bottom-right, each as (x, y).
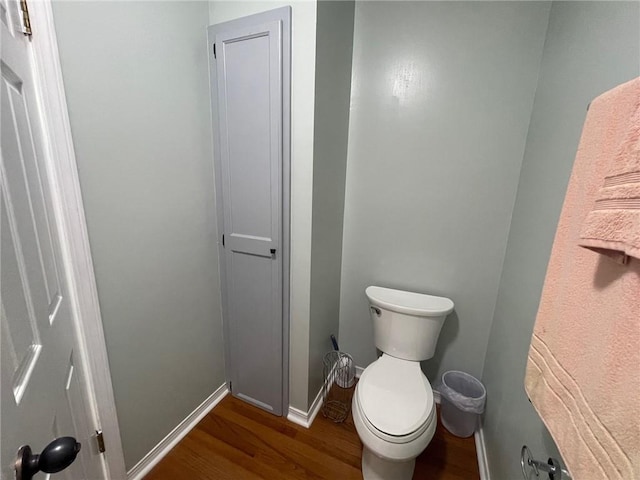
top-left (338, 1), bottom-right (550, 381)
top-left (481, 2), bottom-right (640, 478)
top-left (52, 2), bottom-right (225, 469)
top-left (308, 0), bottom-right (355, 409)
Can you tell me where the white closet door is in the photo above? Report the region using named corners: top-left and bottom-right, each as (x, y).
top-left (210, 14), bottom-right (285, 415)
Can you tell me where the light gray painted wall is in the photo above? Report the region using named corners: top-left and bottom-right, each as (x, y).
top-left (208, 1), bottom-right (318, 411)
top-left (481, 2), bottom-right (640, 478)
top-left (52, 2), bottom-right (225, 469)
top-left (338, 1), bottom-right (550, 381)
top-left (308, 0), bottom-right (355, 408)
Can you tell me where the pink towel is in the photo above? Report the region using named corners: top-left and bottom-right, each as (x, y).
top-left (579, 77), bottom-right (640, 264)
top-left (525, 77), bottom-right (640, 480)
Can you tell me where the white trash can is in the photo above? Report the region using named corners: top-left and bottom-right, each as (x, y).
top-left (438, 370), bottom-right (486, 438)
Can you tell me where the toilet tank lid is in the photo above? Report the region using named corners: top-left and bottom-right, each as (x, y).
top-left (365, 286), bottom-right (454, 316)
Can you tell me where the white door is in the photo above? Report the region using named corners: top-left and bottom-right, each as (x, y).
top-left (208, 8), bottom-right (290, 416)
top-left (1, 1), bottom-right (106, 478)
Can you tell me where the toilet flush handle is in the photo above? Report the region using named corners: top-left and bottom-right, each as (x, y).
top-left (370, 306), bottom-right (381, 316)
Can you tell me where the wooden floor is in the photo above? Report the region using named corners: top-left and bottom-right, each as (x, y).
top-left (146, 395), bottom-right (480, 480)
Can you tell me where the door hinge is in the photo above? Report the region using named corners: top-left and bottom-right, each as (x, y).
top-left (19, 0), bottom-right (32, 36)
top-left (95, 430), bottom-right (106, 454)
top-left (213, 43), bottom-right (216, 59)
top-left (222, 234), bottom-right (225, 247)
top-left (229, 381), bottom-right (232, 392)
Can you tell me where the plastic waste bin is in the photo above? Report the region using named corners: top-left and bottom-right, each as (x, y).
top-left (438, 370), bottom-right (486, 438)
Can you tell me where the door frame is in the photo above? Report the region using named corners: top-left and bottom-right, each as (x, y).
top-left (20, 1), bottom-right (126, 477)
top-left (207, 7), bottom-right (291, 414)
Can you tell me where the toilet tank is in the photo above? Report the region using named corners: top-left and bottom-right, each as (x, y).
top-left (366, 286), bottom-right (454, 361)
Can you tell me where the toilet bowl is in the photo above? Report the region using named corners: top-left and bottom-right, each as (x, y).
top-left (354, 286), bottom-right (454, 480)
top-left (352, 355), bottom-right (437, 479)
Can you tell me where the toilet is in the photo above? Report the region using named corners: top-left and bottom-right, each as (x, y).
top-left (352, 286), bottom-right (454, 480)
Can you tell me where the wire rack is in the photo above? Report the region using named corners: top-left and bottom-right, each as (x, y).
top-left (322, 351), bottom-right (355, 423)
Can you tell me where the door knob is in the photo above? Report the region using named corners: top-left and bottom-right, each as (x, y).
top-left (15, 437), bottom-right (81, 480)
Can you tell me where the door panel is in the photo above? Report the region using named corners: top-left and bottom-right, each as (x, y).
top-left (211, 16), bottom-right (285, 415)
top-left (228, 251), bottom-right (279, 411)
top-left (1, 2), bottom-right (104, 478)
top-left (0, 195), bottom-right (42, 404)
top-left (223, 33), bottom-right (273, 239)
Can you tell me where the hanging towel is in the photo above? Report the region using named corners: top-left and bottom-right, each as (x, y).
top-left (525, 77), bottom-right (640, 480)
top-left (579, 77), bottom-right (640, 264)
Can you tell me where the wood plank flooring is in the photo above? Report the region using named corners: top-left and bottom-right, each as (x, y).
top-left (146, 395), bottom-right (480, 479)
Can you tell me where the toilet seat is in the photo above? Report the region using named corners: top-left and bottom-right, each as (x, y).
top-left (355, 389), bottom-right (435, 445)
top-left (357, 355), bottom-right (435, 443)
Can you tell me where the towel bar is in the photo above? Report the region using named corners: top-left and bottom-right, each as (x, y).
top-left (521, 445), bottom-right (571, 479)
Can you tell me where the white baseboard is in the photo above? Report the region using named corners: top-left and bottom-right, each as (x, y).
top-left (287, 384), bottom-right (324, 428)
top-left (127, 383), bottom-right (229, 480)
top-left (432, 388), bottom-right (441, 404)
top-left (474, 424), bottom-right (490, 480)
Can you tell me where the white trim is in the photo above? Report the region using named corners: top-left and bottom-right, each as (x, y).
top-left (432, 389), bottom-right (442, 404)
top-left (127, 384), bottom-right (229, 480)
top-left (474, 424), bottom-right (491, 480)
top-left (27, 1), bottom-right (126, 477)
top-left (287, 385), bottom-right (324, 428)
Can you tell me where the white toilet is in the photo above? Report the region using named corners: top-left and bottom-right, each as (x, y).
top-left (352, 286), bottom-right (454, 480)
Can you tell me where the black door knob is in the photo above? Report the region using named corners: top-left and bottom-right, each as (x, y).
top-left (15, 437), bottom-right (81, 480)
